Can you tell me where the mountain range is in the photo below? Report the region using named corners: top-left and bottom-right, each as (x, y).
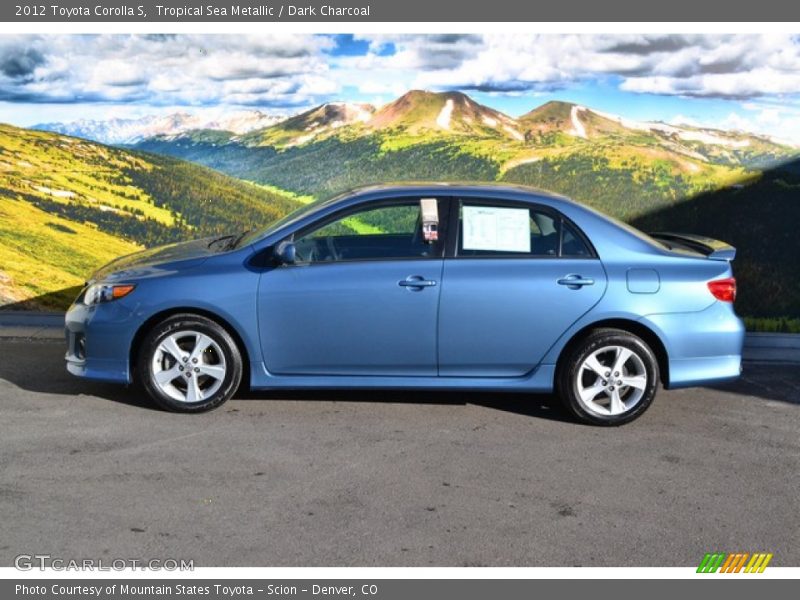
top-left (40, 90), bottom-right (796, 156)
top-left (34, 110), bottom-right (287, 145)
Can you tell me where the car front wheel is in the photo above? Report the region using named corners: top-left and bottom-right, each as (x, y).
top-left (137, 314), bottom-right (243, 413)
top-left (558, 328), bottom-right (659, 426)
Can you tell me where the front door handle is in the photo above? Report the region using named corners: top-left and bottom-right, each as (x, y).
top-left (399, 275), bottom-right (437, 290)
top-left (557, 274), bottom-right (595, 289)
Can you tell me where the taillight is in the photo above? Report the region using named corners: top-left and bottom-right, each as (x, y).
top-left (708, 277), bottom-right (736, 302)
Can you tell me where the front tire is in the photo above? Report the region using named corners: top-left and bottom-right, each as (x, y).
top-left (137, 314), bottom-right (243, 413)
top-left (557, 328), bottom-right (659, 426)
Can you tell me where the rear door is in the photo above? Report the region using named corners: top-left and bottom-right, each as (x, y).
top-left (438, 198), bottom-right (607, 377)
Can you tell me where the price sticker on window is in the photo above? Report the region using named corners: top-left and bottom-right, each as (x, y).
top-left (462, 205), bottom-right (530, 252)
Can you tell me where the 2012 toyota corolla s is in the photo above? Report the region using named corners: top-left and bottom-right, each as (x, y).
top-left (65, 183), bottom-right (744, 425)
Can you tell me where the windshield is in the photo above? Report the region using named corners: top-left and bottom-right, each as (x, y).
top-left (236, 197), bottom-right (337, 247)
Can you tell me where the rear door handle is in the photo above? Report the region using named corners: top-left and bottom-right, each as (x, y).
top-left (557, 274), bottom-right (595, 288)
top-left (399, 275), bottom-right (437, 290)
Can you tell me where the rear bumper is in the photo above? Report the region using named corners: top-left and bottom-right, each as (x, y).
top-left (643, 301), bottom-right (745, 389)
top-left (65, 300), bottom-right (134, 384)
top-left (665, 355), bottom-right (742, 389)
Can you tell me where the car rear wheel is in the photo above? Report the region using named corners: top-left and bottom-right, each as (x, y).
top-left (137, 314), bottom-right (242, 413)
top-left (558, 328), bottom-right (659, 426)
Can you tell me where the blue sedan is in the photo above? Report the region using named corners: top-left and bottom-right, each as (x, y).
top-left (65, 184), bottom-right (744, 425)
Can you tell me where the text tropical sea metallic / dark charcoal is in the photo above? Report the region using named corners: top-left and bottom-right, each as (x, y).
top-left (154, 4), bottom-right (372, 18)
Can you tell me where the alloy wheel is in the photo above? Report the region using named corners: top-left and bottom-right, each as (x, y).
top-left (150, 330), bottom-right (227, 403)
top-left (574, 345), bottom-right (648, 416)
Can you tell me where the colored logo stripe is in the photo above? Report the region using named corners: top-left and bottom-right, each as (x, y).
top-left (697, 553), bottom-right (726, 573)
top-left (720, 553), bottom-right (748, 573)
top-left (745, 553), bottom-right (773, 573)
top-left (697, 552), bottom-right (773, 573)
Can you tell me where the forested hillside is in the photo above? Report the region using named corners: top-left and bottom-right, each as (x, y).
top-left (0, 124), bottom-right (301, 308)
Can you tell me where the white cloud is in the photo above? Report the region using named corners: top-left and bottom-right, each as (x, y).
top-left (620, 69), bottom-right (800, 98)
top-left (3, 33), bottom-right (800, 141)
top-left (348, 34), bottom-right (800, 100)
top-left (717, 112), bottom-right (759, 133)
top-left (0, 34), bottom-right (337, 108)
top-left (356, 80), bottom-right (408, 97)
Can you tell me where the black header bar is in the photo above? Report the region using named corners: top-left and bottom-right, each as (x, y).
top-left (3, 0), bottom-right (800, 22)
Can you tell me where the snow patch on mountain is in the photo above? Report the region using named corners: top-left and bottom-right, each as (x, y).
top-left (570, 106), bottom-right (588, 139)
top-left (34, 186), bottom-right (76, 198)
top-left (436, 99), bottom-right (454, 130)
top-left (337, 102), bottom-right (373, 124)
top-left (590, 108), bottom-right (752, 148)
top-left (674, 128), bottom-right (750, 148)
top-left (503, 125), bottom-right (524, 141)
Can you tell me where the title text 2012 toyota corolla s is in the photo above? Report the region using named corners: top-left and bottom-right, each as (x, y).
top-left (65, 183), bottom-right (744, 425)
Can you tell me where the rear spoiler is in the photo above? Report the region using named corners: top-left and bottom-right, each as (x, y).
top-left (649, 232), bottom-right (736, 261)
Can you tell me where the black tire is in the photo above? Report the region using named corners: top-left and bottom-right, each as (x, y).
top-left (137, 314), bottom-right (243, 413)
top-left (557, 328), bottom-right (659, 426)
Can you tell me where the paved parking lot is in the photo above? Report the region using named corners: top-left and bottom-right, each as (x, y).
top-left (0, 338), bottom-right (798, 567)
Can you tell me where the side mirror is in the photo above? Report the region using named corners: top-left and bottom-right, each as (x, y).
top-left (273, 240), bottom-right (297, 265)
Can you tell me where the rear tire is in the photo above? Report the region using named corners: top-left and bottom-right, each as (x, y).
top-left (557, 328), bottom-right (659, 426)
top-left (137, 314), bottom-right (242, 413)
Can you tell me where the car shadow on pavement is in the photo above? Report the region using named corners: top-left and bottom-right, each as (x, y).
top-left (238, 387), bottom-right (572, 422)
top-left (710, 363), bottom-right (800, 405)
top-left (0, 339), bottom-right (573, 422)
top-left (0, 340), bottom-right (153, 409)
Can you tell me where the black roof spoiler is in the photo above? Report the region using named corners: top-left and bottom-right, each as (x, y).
top-left (649, 232), bottom-right (736, 261)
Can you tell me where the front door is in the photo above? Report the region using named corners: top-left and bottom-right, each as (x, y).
top-left (258, 199), bottom-right (446, 376)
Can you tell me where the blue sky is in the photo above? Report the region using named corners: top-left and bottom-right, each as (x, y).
top-left (1, 33), bottom-right (800, 142)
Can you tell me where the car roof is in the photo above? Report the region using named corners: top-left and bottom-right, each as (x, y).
top-left (325, 181), bottom-right (577, 207)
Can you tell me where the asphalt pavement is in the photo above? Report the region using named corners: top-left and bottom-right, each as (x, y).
top-left (0, 338), bottom-right (798, 567)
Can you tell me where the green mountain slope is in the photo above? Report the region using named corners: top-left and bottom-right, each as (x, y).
top-left (0, 123), bottom-right (302, 308)
top-left (367, 90), bottom-right (523, 139)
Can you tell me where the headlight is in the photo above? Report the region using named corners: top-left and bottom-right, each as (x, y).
top-left (83, 283), bottom-right (136, 305)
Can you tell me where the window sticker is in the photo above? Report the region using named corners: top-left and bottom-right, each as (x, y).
top-left (462, 206), bottom-right (531, 253)
top-left (420, 198), bottom-right (439, 242)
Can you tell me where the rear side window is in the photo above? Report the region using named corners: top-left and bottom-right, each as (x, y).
top-left (561, 220), bottom-right (592, 257)
top-left (457, 200), bottom-right (592, 258)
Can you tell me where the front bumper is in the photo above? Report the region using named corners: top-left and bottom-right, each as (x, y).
top-left (65, 300), bottom-right (136, 384)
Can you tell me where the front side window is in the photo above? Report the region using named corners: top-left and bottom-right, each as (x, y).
top-left (294, 200), bottom-right (443, 263)
top-left (457, 200), bottom-right (592, 258)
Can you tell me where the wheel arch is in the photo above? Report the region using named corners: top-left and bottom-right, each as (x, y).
top-left (555, 318), bottom-right (670, 387)
top-left (129, 307), bottom-right (251, 390)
